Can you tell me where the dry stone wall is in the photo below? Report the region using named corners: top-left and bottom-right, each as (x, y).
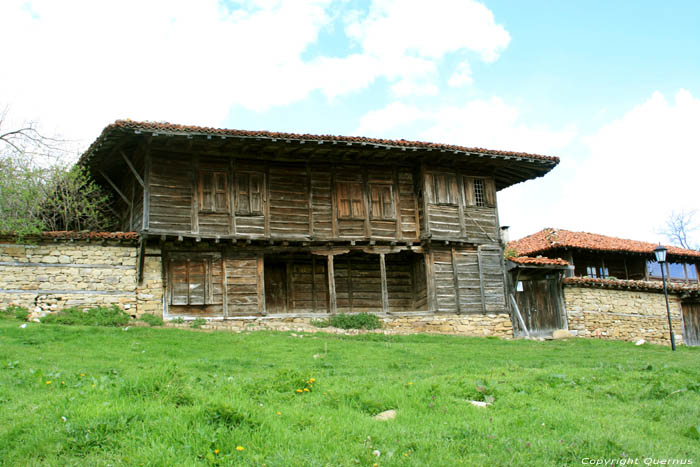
top-left (564, 285), bottom-right (684, 346)
top-left (0, 240), bottom-right (161, 318)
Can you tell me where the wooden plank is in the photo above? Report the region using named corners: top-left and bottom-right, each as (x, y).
top-left (307, 163), bottom-right (313, 237)
top-left (346, 255), bottom-right (353, 311)
top-left (311, 255), bottom-right (316, 312)
top-left (121, 150), bottom-right (145, 188)
top-left (98, 169), bottom-right (131, 206)
top-left (426, 251), bottom-right (437, 312)
top-left (477, 246), bottom-right (486, 314)
top-left (451, 247), bottom-right (461, 314)
top-left (510, 294), bottom-right (530, 337)
top-left (331, 165), bottom-right (338, 238)
top-left (264, 165), bottom-right (270, 237)
top-left (379, 253), bottom-right (389, 313)
top-left (191, 154), bottom-right (199, 235)
top-left (327, 254), bottom-right (337, 314)
top-left (230, 158), bottom-right (236, 236)
top-left (456, 175), bottom-right (466, 238)
top-left (362, 167), bottom-right (371, 238)
top-left (143, 142), bottom-right (151, 231)
top-left (222, 249), bottom-right (228, 318)
top-left (393, 166), bottom-right (402, 240)
top-left (419, 163), bottom-right (430, 238)
top-left (257, 255), bottom-right (265, 315)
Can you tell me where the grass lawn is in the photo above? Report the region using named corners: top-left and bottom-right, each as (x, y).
top-left (0, 319), bottom-right (698, 466)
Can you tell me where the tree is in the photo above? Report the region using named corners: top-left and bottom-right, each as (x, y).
top-left (0, 108), bottom-right (116, 237)
top-left (658, 210), bottom-right (699, 251)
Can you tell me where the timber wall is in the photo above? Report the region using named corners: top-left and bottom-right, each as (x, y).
top-left (564, 285), bottom-right (685, 346)
top-left (0, 240), bottom-right (161, 318)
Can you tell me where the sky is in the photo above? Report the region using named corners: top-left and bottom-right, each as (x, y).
top-left (1, 0), bottom-right (699, 244)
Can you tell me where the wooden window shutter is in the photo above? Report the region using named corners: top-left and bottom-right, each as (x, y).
top-left (170, 260), bottom-right (189, 305)
top-left (337, 182), bottom-right (350, 218)
top-left (350, 183), bottom-right (364, 218)
top-left (464, 177), bottom-right (475, 206)
top-left (249, 173), bottom-right (263, 214)
top-left (187, 260), bottom-right (207, 305)
top-left (424, 174), bottom-right (434, 203)
top-left (369, 184), bottom-right (395, 219)
top-left (370, 185), bottom-right (381, 218)
top-left (484, 178), bottom-right (496, 207)
top-left (447, 174), bottom-right (458, 204)
top-left (200, 171), bottom-right (214, 211)
top-left (382, 185), bottom-right (394, 218)
top-left (214, 172), bottom-right (228, 211)
top-left (236, 173), bottom-right (250, 215)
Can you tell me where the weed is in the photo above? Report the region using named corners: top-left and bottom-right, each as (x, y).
top-left (139, 313), bottom-right (164, 327)
top-left (1, 305), bottom-right (29, 321)
top-left (190, 318), bottom-right (207, 329)
top-left (313, 312), bottom-right (382, 330)
top-left (170, 317), bottom-right (185, 324)
top-left (41, 305), bottom-right (130, 326)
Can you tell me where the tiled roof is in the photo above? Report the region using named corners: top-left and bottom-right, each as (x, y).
top-left (510, 228), bottom-right (700, 260)
top-left (0, 231), bottom-right (139, 241)
top-left (82, 119), bottom-right (560, 163)
top-left (509, 256), bottom-right (569, 266)
top-left (563, 276), bottom-right (700, 295)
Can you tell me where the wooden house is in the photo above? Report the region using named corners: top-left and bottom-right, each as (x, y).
top-left (80, 120), bottom-right (558, 321)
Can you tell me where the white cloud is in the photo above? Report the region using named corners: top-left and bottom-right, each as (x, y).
top-left (502, 89), bottom-right (700, 243)
top-left (0, 0), bottom-right (511, 146)
top-left (356, 97), bottom-right (576, 155)
top-left (448, 62), bottom-right (473, 87)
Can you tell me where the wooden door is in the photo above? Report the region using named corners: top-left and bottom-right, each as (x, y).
top-left (682, 302), bottom-right (700, 346)
top-left (264, 262), bottom-right (288, 313)
top-left (515, 279), bottom-right (563, 336)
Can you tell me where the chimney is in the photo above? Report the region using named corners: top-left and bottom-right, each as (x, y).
top-left (500, 226), bottom-right (510, 245)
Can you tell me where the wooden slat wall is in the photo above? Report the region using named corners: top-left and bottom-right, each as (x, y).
top-left (463, 207), bottom-right (498, 243)
top-left (413, 257), bottom-right (428, 310)
top-left (398, 168), bottom-right (418, 239)
top-left (311, 165), bottom-right (332, 238)
top-left (454, 248), bottom-right (482, 313)
top-left (385, 255), bottom-right (414, 310)
top-left (149, 151), bottom-right (193, 233)
top-left (287, 261), bottom-right (328, 312)
top-left (269, 165), bottom-right (309, 237)
top-left (335, 167), bottom-right (366, 238)
top-left (335, 254), bottom-right (382, 311)
top-left (234, 161), bottom-right (266, 237)
top-left (428, 205), bottom-right (461, 239)
top-left (225, 254), bottom-right (260, 315)
top-left (432, 249), bottom-right (458, 313)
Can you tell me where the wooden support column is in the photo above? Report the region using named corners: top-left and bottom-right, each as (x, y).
top-left (142, 143), bottom-right (151, 231)
top-left (129, 178), bottom-right (135, 231)
top-left (456, 175), bottom-right (466, 239)
top-left (327, 254), bottom-right (337, 314)
top-left (393, 166), bottom-right (402, 240)
top-left (230, 158), bottom-right (237, 236)
top-left (451, 248), bottom-right (461, 314)
top-left (426, 250), bottom-right (437, 312)
top-left (330, 166), bottom-right (338, 237)
top-left (257, 255), bottom-right (266, 315)
top-left (379, 253), bottom-right (389, 313)
top-left (362, 167), bottom-right (371, 238)
top-left (137, 236), bottom-right (146, 285)
top-left (191, 154), bottom-right (199, 235)
top-left (222, 249), bottom-right (228, 318)
top-left (477, 246), bottom-right (486, 314)
top-left (307, 163), bottom-right (313, 237)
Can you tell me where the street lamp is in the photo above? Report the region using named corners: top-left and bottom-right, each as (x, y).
top-left (654, 245), bottom-right (676, 351)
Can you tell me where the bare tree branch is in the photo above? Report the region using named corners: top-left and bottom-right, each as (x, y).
top-left (657, 210), bottom-right (700, 250)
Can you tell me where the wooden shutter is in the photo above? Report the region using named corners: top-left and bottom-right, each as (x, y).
top-left (200, 171), bottom-right (214, 211)
top-left (249, 173), bottom-right (263, 214)
top-left (337, 182), bottom-right (350, 218)
top-left (170, 260), bottom-right (189, 305)
top-left (236, 173), bottom-right (250, 215)
top-left (424, 174), bottom-right (435, 203)
top-left (337, 182), bottom-right (364, 218)
top-left (350, 183), bottom-right (364, 218)
top-left (370, 184), bottom-right (395, 219)
top-left (214, 172), bottom-right (228, 211)
top-left (446, 175), bottom-right (458, 204)
top-left (464, 177), bottom-right (475, 206)
top-left (188, 260), bottom-right (207, 305)
top-left (484, 178), bottom-right (496, 207)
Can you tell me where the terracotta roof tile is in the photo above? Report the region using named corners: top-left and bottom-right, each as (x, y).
top-left (509, 256), bottom-right (569, 266)
top-left (509, 228), bottom-right (700, 260)
top-left (563, 276), bottom-right (700, 295)
top-left (0, 231), bottom-right (139, 241)
top-left (82, 119), bottom-right (560, 163)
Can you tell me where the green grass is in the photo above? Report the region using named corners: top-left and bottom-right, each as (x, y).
top-left (0, 319), bottom-right (698, 465)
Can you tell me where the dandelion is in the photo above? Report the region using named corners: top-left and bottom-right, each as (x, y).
top-left (408, 382), bottom-right (413, 385)
top-left (80, 373), bottom-right (85, 377)
top-left (296, 389), bottom-right (303, 393)
top-left (276, 412), bottom-right (281, 415)
top-left (309, 378), bottom-right (316, 383)
top-left (61, 381), bottom-right (65, 385)
top-left (214, 449), bottom-right (220, 455)
top-left (45, 381), bottom-right (51, 385)
top-left (236, 446), bottom-right (244, 451)
top-left (303, 388), bottom-right (309, 392)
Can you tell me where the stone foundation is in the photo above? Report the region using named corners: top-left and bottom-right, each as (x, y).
top-left (0, 240), bottom-right (161, 318)
top-left (168, 313), bottom-right (514, 338)
top-left (564, 286), bottom-right (685, 346)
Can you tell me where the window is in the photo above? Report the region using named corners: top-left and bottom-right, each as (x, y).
top-left (200, 170), bottom-right (228, 212)
top-left (235, 172), bottom-right (264, 215)
top-left (668, 262), bottom-right (686, 280)
top-left (464, 177), bottom-right (496, 208)
top-left (688, 264), bottom-right (698, 281)
top-left (337, 182), bottom-right (365, 218)
top-left (426, 173), bottom-right (458, 205)
top-left (647, 260), bottom-right (663, 279)
top-left (369, 184), bottom-right (395, 220)
top-left (169, 255), bottom-right (222, 305)
top-left (647, 260), bottom-right (699, 282)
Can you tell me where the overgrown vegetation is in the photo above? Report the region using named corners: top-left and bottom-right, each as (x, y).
top-left (0, 322), bottom-right (697, 465)
top-left (40, 305), bottom-right (130, 327)
top-left (190, 318), bottom-right (207, 329)
top-left (0, 305), bottom-right (29, 321)
top-left (0, 110), bottom-right (115, 237)
top-left (139, 313), bottom-right (164, 327)
top-left (313, 312), bottom-right (383, 330)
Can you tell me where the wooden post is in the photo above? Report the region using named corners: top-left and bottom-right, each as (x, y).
top-left (419, 163), bottom-right (430, 238)
top-left (230, 158), bottom-right (237, 236)
top-left (477, 246), bottom-right (486, 314)
top-left (347, 255), bottom-right (353, 311)
top-left (129, 177), bottom-right (135, 231)
top-left (426, 250), bottom-right (437, 312)
top-left (451, 248), bottom-right (461, 314)
top-left (143, 144), bottom-right (151, 231)
top-left (191, 154), bottom-right (199, 235)
top-left (137, 236), bottom-right (146, 285)
top-left (311, 256), bottom-right (317, 312)
top-left (362, 167), bottom-right (371, 238)
top-left (393, 167), bottom-right (402, 240)
top-left (257, 255), bottom-right (266, 315)
top-left (379, 253), bottom-right (389, 313)
top-left (222, 250), bottom-right (228, 318)
top-left (264, 165), bottom-right (271, 238)
top-left (456, 174), bottom-right (466, 239)
top-left (330, 165), bottom-right (338, 238)
top-left (327, 254), bottom-right (337, 314)
top-left (307, 163), bottom-right (313, 237)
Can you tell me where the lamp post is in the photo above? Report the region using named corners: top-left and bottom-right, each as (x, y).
top-left (654, 245), bottom-right (676, 351)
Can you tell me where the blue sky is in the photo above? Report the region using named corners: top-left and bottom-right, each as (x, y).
top-left (1, 0), bottom-right (698, 244)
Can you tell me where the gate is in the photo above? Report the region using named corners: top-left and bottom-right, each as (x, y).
top-left (682, 302), bottom-right (700, 346)
top-left (515, 278), bottom-right (564, 336)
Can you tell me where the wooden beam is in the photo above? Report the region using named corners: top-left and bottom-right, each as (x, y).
top-left (393, 166), bottom-right (402, 240)
top-left (477, 246), bottom-right (486, 314)
top-left (307, 162), bottom-right (313, 237)
top-left (451, 247), bottom-right (461, 314)
top-left (419, 163), bottom-right (430, 238)
top-left (142, 141), bottom-right (151, 231)
top-left (98, 169), bottom-right (131, 206)
top-left (362, 166), bottom-right (371, 238)
top-left (120, 150), bottom-right (144, 188)
top-left (379, 253), bottom-right (389, 313)
top-left (426, 250), bottom-right (437, 312)
top-left (222, 249), bottom-right (228, 318)
top-left (192, 154), bottom-right (199, 235)
top-left (331, 165), bottom-right (338, 237)
top-left (137, 236), bottom-right (146, 285)
top-left (327, 254), bottom-right (337, 314)
top-left (257, 254), bottom-right (266, 315)
top-left (456, 174), bottom-right (466, 238)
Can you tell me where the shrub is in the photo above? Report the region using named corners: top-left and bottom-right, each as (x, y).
top-left (170, 317), bottom-right (185, 324)
top-left (1, 305), bottom-right (30, 321)
top-left (139, 313), bottom-right (164, 327)
top-left (41, 305), bottom-right (130, 327)
top-left (190, 318), bottom-right (206, 329)
top-left (314, 312), bottom-right (382, 330)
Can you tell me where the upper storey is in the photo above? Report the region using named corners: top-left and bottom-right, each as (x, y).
top-left (81, 120), bottom-right (559, 245)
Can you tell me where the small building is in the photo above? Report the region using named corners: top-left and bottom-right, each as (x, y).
top-left (508, 228), bottom-right (700, 345)
top-left (0, 120), bottom-right (559, 336)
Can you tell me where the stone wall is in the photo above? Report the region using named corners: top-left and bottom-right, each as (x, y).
top-left (564, 285), bottom-right (685, 346)
top-left (169, 312), bottom-right (514, 338)
top-left (0, 240), bottom-right (161, 318)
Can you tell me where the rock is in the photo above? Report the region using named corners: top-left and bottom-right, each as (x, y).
top-left (635, 339), bottom-right (646, 346)
top-left (374, 409), bottom-right (396, 421)
top-left (372, 450), bottom-right (381, 457)
top-left (468, 400), bottom-right (491, 408)
top-left (552, 329), bottom-right (573, 340)
top-left (58, 255), bottom-right (71, 264)
top-left (41, 256), bottom-right (58, 264)
top-left (19, 323), bottom-right (27, 329)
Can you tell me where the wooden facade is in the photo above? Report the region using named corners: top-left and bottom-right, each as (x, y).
top-left (82, 121), bottom-right (558, 320)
